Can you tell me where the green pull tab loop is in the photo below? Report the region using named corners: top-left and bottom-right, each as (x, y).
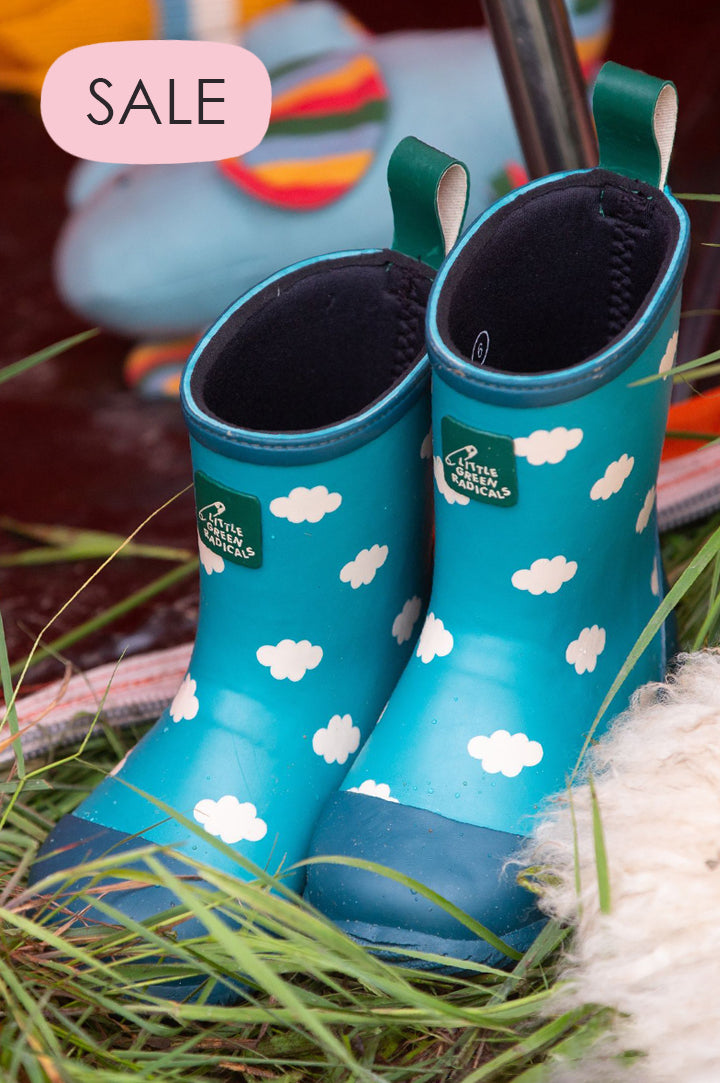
top-left (593, 61), bottom-right (678, 189)
top-left (388, 136), bottom-right (469, 269)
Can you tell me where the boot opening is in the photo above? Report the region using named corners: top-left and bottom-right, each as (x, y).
top-left (436, 170), bottom-right (680, 375)
top-left (190, 251), bottom-right (433, 433)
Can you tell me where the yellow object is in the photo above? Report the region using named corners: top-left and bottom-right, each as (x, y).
top-left (0, 0), bottom-right (289, 98)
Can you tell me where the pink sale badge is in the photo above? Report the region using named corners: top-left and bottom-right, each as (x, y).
top-left (40, 40), bottom-right (271, 163)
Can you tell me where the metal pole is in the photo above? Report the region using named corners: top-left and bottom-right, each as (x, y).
top-left (481, 0), bottom-right (598, 177)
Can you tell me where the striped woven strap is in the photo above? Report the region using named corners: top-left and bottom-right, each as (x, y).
top-left (217, 49), bottom-right (389, 210)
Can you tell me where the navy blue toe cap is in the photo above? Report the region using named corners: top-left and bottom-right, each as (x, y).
top-left (29, 813), bottom-right (208, 928)
top-left (29, 814), bottom-right (243, 1002)
top-left (304, 792), bottom-right (544, 967)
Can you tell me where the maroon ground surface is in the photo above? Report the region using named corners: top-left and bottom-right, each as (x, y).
top-left (1, 0), bottom-right (719, 691)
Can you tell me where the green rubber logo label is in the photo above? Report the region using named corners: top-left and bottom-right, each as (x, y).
top-left (441, 416), bottom-right (518, 506)
top-left (195, 471), bottom-right (262, 568)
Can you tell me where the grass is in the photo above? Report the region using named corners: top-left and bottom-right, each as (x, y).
top-left (0, 737), bottom-right (600, 1083)
top-left (3, 335), bottom-right (720, 1081)
top-left (0, 567), bottom-right (608, 1083)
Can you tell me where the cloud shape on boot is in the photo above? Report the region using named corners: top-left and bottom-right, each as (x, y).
top-left (658, 330), bottom-right (678, 376)
top-left (392, 596), bottom-right (422, 645)
top-left (197, 532), bottom-right (225, 575)
top-left (467, 730), bottom-right (543, 777)
top-left (511, 555), bottom-right (577, 595)
top-left (340, 544), bottom-right (388, 588)
top-left (636, 486), bottom-right (656, 534)
top-left (270, 485), bottom-right (342, 524)
top-left (348, 779), bottom-right (399, 802)
top-left (256, 639), bottom-right (323, 681)
top-left (312, 714), bottom-right (361, 764)
top-left (433, 455), bottom-right (470, 505)
top-left (170, 674), bottom-right (199, 721)
top-left (590, 454), bottom-right (634, 501)
top-left (416, 612), bottom-right (454, 663)
top-left (651, 557), bottom-right (660, 597)
top-left (566, 625), bottom-right (606, 674)
top-left (193, 795), bottom-right (267, 843)
top-left (109, 748), bottom-right (133, 777)
top-left (514, 426), bottom-right (583, 465)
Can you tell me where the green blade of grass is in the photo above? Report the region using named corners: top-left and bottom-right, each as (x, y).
top-left (0, 542), bottom-right (193, 568)
top-left (568, 782), bottom-right (582, 907)
top-left (630, 344), bottom-right (720, 386)
top-left (511, 1008), bottom-right (616, 1081)
top-left (461, 1007), bottom-right (591, 1082)
top-left (0, 517), bottom-right (192, 565)
top-left (5, 484), bottom-right (193, 704)
top-left (0, 780), bottom-right (50, 793)
top-left (573, 518), bottom-right (720, 774)
top-left (0, 330), bottom-right (98, 386)
top-left (665, 429), bottom-right (719, 442)
top-left (143, 855), bottom-right (376, 1080)
top-left (0, 612), bottom-right (25, 778)
top-left (691, 551), bottom-right (720, 649)
top-left (588, 776), bottom-right (611, 915)
top-left (9, 557), bottom-right (197, 680)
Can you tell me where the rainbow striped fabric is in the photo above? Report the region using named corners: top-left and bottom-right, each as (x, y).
top-left (124, 335), bottom-right (199, 397)
top-left (218, 49), bottom-right (389, 210)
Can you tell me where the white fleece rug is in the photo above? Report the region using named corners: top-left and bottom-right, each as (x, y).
top-left (526, 650), bottom-right (720, 1083)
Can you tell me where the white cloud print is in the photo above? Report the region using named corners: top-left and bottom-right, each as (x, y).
top-left (348, 779), bottom-right (399, 802)
top-left (312, 714), bottom-right (361, 764)
top-left (256, 639), bottom-right (322, 681)
top-left (269, 485), bottom-right (341, 524)
top-left (658, 330), bottom-right (678, 376)
top-left (193, 795), bottom-right (267, 844)
top-left (340, 544), bottom-right (388, 588)
top-left (651, 556), bottom-right (660, 597)
top-left (566, 625), bottom-right (606, 674)
top-left (392, 596), bottom-right (422, 645)
top-left (514, 427), bottom-right (583, 465)
top-left (434, 456), bottom-right (470, 506)
top-left (416, 612), bottom-right (454, 663)
top-left (590, 453), bottom-right (634, 501)
top-left (468, 730), bottom-right (543, 778)
top-left (170, 674), bottom-right (199, 722)
top-left (197, 532), bottom-right (224, 575)
top-left (511, 555), bottom-right (577, 595)
top-left (109, 748), bottom-right (133, 777)
top-left (636, 486), bottom-right (656, 534)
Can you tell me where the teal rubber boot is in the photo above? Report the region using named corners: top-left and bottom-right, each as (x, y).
top-left (28, 141), bottom-right (469, 998)
top-left (305, 64), bottom-right (691, 965)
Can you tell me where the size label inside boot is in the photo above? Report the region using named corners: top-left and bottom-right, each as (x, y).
top-left (441, 417), bottom-right (518, 506)
top-left (195, 472), bottom-right (263, 568)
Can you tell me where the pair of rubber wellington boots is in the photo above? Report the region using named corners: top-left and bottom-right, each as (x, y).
top-left (30, 63), bottom-right (690, 997)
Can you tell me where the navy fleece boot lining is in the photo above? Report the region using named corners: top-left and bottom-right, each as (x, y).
top-left (191, 250), bottom-right (433, 433)
top-left (435, 169), bottom-right (680, 376)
